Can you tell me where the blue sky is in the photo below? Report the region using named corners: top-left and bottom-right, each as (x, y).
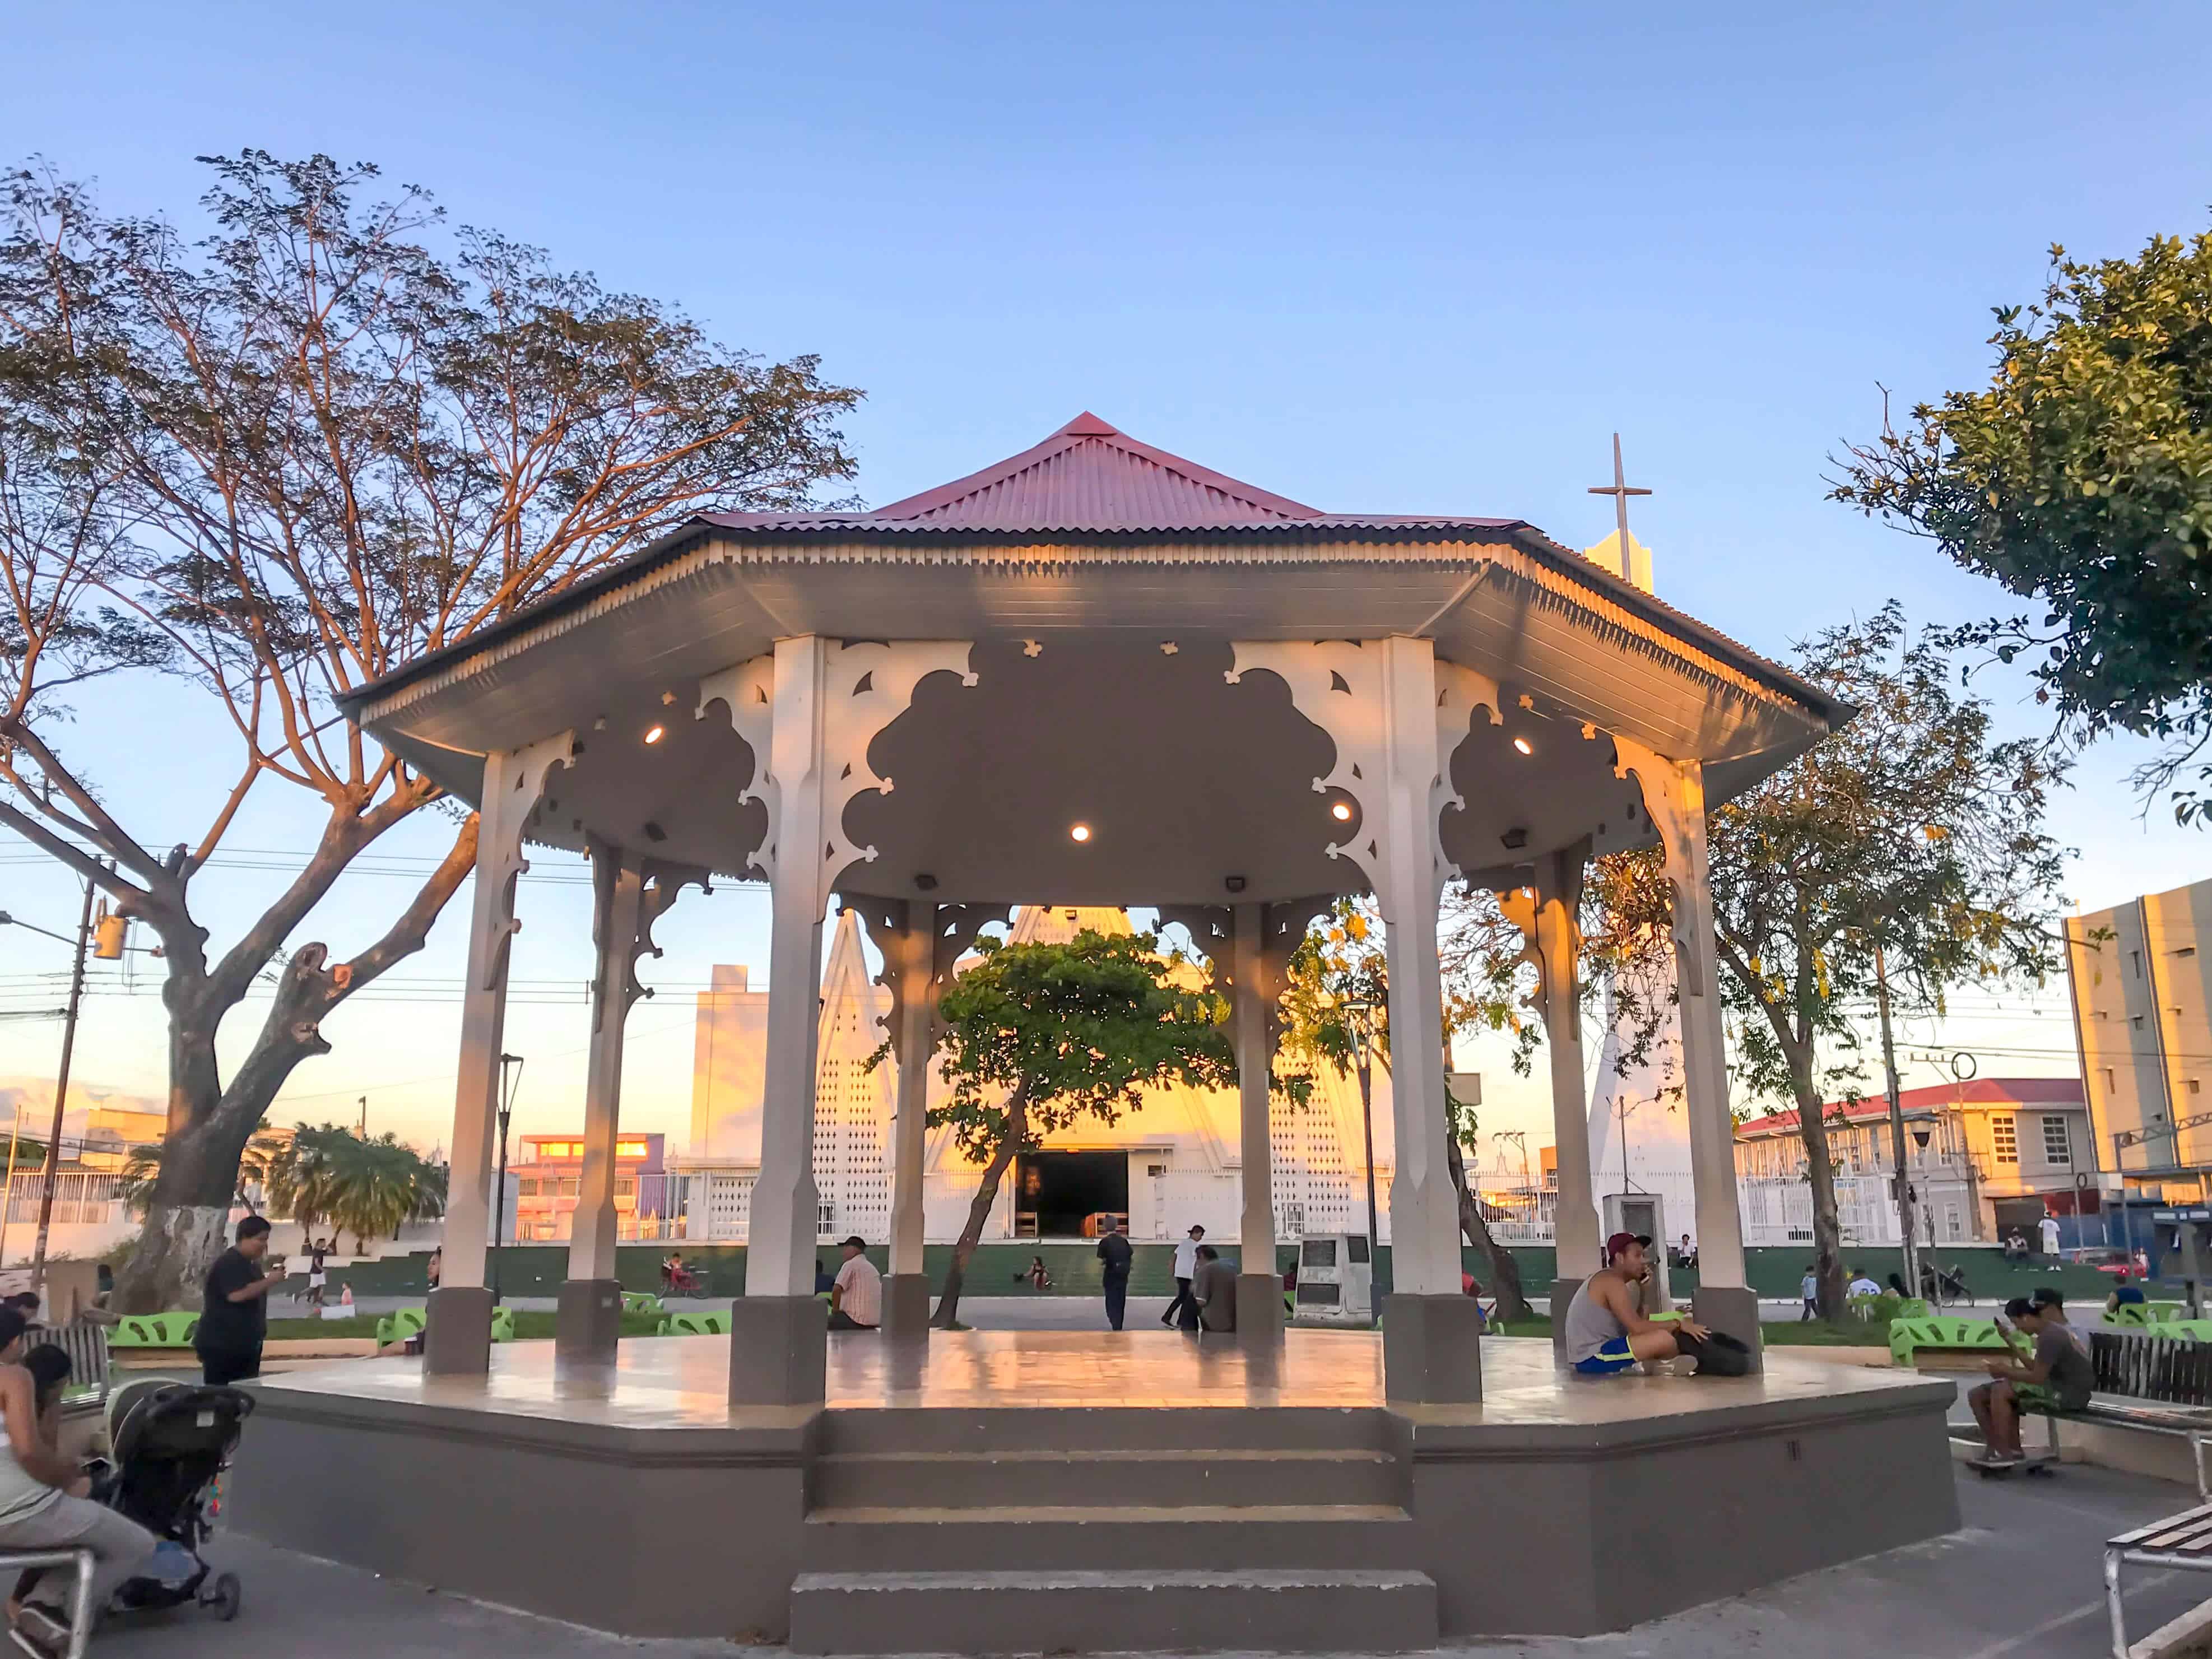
top-left (2, 2), bottom-right (2208, 1156)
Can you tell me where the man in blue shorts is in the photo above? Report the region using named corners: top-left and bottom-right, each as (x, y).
top-left (1564, 1233), bottom-right (1713, 1375)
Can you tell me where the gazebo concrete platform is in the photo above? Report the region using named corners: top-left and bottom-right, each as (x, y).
top-left (226, 1332), bottom-right (1959, 1650)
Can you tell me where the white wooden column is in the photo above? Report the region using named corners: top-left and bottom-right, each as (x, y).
top-left (1502, 843), bottom-right (1601, 1279)
top-left (886, 901), bottom-right (935, 1285)
top-left (1370, 637), bottom-right (1461, 1296)
top-left (699, 636), bottom-right (977, 1401)
top-left (571, 849), bottom-right (646, 1285)
top-left (1231, 901), bottom-right (1274, 1272)
top-left (1228, 636), bottom-right (1495, 1400)
top-left (426, 731), bottom-right (572, 1375)
top-left (1615, 739), bottom-right (1758, 1359)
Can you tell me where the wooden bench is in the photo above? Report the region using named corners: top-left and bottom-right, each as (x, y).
top-left (2106, 1501), bottom-right (2212, 1657)
top-left (2017, 1330), bottom-right (2212, 1497)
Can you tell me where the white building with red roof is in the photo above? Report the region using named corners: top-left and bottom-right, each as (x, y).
top-left (1734, 1076), bottom-right (2090, 1247)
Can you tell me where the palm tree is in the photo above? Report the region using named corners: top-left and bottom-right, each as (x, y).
top-left (117, 1128), bottom-right (287, 1219)
top-left (323, 1132), bottom-right (447, 1255)
top-left (262, 1124), bottom-right (354, 1239)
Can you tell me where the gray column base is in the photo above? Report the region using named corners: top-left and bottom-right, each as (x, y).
top-left (729, 1295), bottom-right (828, 1406)
top-left (1549, 1276), bottom-right (1584, 1365)
top-left (1236, 1273), bottom-right (1284, 1352)
top-left (1692, 1284), bottom-right (1763, 1373)
top-left (1381, 1293), bottom-right (1484, 1404)
top-left (555, 1279), bottom-right (624, 1361)
top-left (881, 1274), bottom-right (932, 1340)
top-left (424, 1285), bottom-right (493, 1376)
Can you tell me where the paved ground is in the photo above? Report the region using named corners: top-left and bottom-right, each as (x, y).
top-left (292, 1294), bottom-right (1188, 1328)
top-left (72, 1458), bottom-right (2212, 1657)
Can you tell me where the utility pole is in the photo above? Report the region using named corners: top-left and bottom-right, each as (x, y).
top-left (1873, 940), bottom-right (1918, 1300)
top-left (0, 1100), bottom-right (23, 1270)
top-left (358, 1096), bottom-right (368, 1136)
top-left (30, 868), bottom-right (100, 1294)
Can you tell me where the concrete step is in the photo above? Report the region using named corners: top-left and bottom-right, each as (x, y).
top-left (818, 1405), bottom-right (1392, 1456)
top-left (788, 1567), bottom-right (1439, 1655)
top-left (801, 1504), bottom-right (1416, 1573)
top-left (812, 1444), bottom-right (1402, 1509)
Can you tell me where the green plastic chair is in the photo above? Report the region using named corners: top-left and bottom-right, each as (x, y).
top-left (658, 1311), bottom-right (731, 1337)
top-left (1888, 1315), bottom-right (2009, 1368)
top-left (1844, 1293), bottom-right (1881, 1322)
top-left (621, 1292), bottom-right (664, 1316)
top-left (490, 1306), bottom-right (515, 1343)
top-left (111, 1312), bottom-right (199, 1349)
top-left (374, 1306), bottom-right (429, 1346)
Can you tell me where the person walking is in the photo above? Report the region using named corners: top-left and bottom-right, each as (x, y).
top-left (1799, 1265), bottom-right (1818, 1322)
top-left (1096, 1217), bottom-right (1133, 1331)
top-left (194, 1215), bottom-right (276, 1387)
top-left (306, 1237), bottom-right (328, 1309)
top-left (1161, 1225), bottom-right (1205, 1329)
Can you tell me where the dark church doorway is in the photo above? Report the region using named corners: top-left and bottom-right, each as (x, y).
top-left (1015, 1150), bottom-right (1130, 1238)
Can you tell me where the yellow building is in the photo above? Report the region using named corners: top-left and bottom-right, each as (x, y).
top-left (2071, 877), bottom-right (2212, 1183)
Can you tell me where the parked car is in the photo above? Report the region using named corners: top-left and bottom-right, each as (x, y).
top-left (2061, 1246), bottom-right (2138, 1275)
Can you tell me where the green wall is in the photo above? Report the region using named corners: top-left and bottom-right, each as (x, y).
top-left (311, 1240), bottom-right (2125, 1306)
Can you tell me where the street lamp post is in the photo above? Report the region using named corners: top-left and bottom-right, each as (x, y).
top-left (491, 1053), bottom-right (523, 1305)
top-left (1343, 1000), bottom-right (1381, 1318)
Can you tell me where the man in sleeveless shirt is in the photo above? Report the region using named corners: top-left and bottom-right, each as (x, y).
top-left (1564, 1234), bottom-right (1713, 1375)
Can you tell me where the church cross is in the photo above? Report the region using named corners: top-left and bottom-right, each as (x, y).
top-left (1586, 432), bottom-right (1651, 552)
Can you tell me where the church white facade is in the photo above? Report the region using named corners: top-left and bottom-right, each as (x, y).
top-left (675, 904), bottom-right (1395, 1245)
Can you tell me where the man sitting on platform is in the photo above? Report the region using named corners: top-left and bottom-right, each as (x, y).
top-left (828, 1237), bottom-right (881, 1331)
top-left (1192, 1244), bottom-right (1237, 1333)
top-left (1564, 1234), bottom-right (1722, 1376)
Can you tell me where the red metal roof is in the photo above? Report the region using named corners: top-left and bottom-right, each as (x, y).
top-left (702, 412), bottom-right (1528, 537)
top-left (1735, 1076), bottom-right (2085, 1138)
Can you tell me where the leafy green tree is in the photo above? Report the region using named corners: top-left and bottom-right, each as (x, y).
top-left (0, 154), bottom-right (859, 1309)
top-left (116, 1126), bottom-right (287, 1217)
top-left (1706, 605), bottom-right (2067, 1317)
top-left (1277, 868), bottom-right (1674, 1325)
top-left (921, 929), bottom-right (1235, 1328)
top-left (1832, 227), bottom-right (2212, 820)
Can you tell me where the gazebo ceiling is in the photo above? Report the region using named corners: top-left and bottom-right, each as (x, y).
top-left (340, 413), bottom-right (1846, 900)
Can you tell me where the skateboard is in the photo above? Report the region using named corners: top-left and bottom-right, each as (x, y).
top-left (1971, 1456), bottom-right (2055, 1479)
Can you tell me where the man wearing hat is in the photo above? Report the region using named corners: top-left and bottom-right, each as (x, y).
top-left (1563, 1233), bottom-right (1728, 1375)
top-left (828, 1236), bottom-right (882, 1331)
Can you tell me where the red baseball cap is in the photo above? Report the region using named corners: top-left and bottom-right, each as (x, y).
top-left (1605, 1232), bottom-right (1642, 1261)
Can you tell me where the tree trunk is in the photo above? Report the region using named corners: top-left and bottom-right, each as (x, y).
top-left (932, 1094), bottom-right (1028, 1330)
top-left (1446, 1130), bottom-right (1532, 1321)
top-left (1788, 1057), bottom-right (1848, 1319)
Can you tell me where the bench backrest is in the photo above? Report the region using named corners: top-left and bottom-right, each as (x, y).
top-left (2091, 1328), bottom-right (2212, 1405)
top-left (46, 1319), bottom-right (109, 1405)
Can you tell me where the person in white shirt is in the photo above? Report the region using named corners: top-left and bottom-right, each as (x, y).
top-left (828, 1237), bottom-right (881, 1331)
top-left (1161, 1226), bottom-right (1205, 1330)
top-left (1846, 1269), bottom-right (1881, 1298)
top-left (2038, 1212), bottom-right (2062, 1262)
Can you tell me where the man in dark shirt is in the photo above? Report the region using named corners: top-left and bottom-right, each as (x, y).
top-left (195, 1215), bottom-right (275, 1387)
top-left (1095, 1217), bottom-right (1133, 1331)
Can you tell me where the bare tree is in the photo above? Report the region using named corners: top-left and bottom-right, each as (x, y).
top-left (0, 155), bottom-right (860, 1305)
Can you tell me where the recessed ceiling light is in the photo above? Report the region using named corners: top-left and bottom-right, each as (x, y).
top-left (1331, 802), bottom-right (1354, 821)
top-left (1070, 823), bottom-right (1093, 843)
top-left (1512, 736), bottom-right (1533, 756)
top-left (644, 725), bottom-right (666, 745)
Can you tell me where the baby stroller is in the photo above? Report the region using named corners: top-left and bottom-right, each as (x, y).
top-left (95, 1379), bottom-right (252, 1621)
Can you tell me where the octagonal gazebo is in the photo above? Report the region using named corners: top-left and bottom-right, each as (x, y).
top-left (233, 414), bottom-right (1963, 1648)
top-left (342, 411), bottom-right (1837, 1402)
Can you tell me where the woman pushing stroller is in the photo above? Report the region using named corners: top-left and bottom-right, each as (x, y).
top-left (0, 1305), bottom-right (156, 1650)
